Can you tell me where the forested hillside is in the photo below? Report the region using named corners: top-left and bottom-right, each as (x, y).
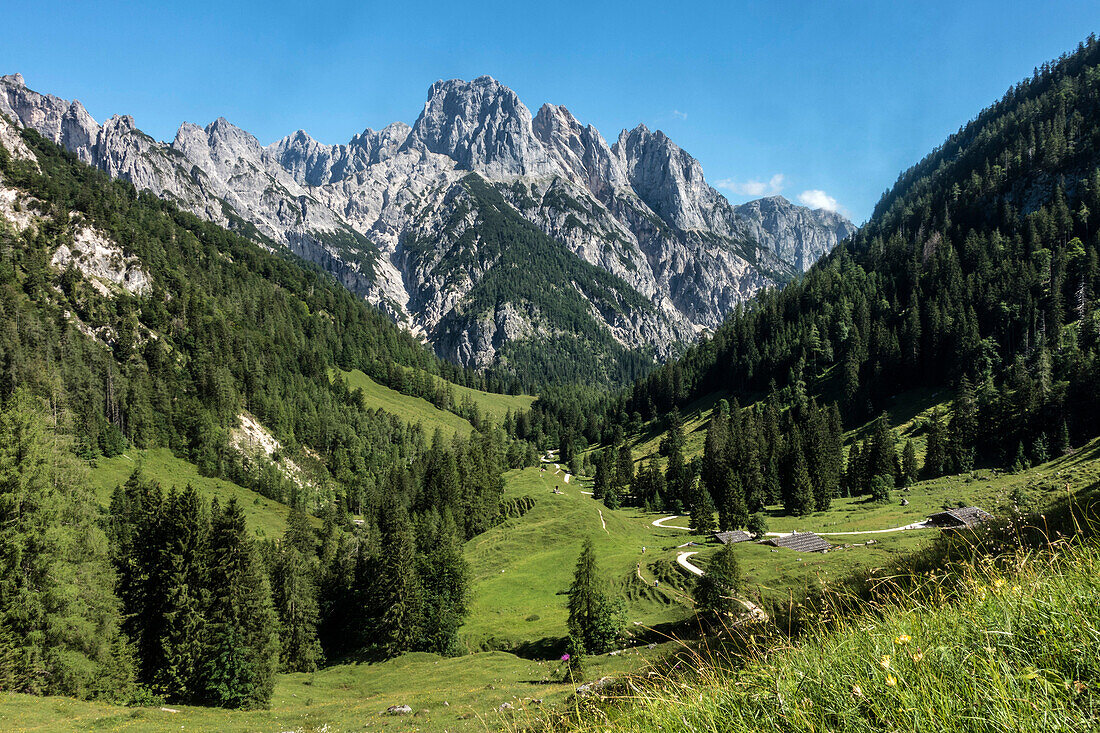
top-left (0, 117), bottom-right (540, 706)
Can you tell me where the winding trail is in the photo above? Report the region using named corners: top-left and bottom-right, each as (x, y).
top-left (597, 508), bottom-right (609, 534)
top-left (676, 550), bottom-right (705, 576)
top-left (765, 520), bottom-right (933, 538)
top-left (654, 515), bottom-right (935, 538)
top-left (652, 515), bottom-right (693, 531)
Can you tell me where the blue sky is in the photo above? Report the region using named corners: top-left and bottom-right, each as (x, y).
top-left (4, 1), bottom-right (1099, 222)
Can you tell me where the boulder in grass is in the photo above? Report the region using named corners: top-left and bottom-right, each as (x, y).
top-left (575, 676), bottom-right (616, 697)
top-left (387, 704), bottom-right (412, 715)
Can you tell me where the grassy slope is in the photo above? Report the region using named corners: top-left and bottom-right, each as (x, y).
top-left (440, 376), bottom-right (536, 424)
top-left (337, 367), bottom-right (475, 439)
top-left (87, 448), bottom-right (299, 539)
top-left (0, 646), bottom-right (670, 733)
top-left (462, 465), bottom-right (697, 652)
top-left (558, 536), bottom-right (1100, 732)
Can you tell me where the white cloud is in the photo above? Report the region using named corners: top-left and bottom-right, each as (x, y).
top-left (797, 189), bottom-right (841, 212)
top-left (715, 173), bottom-right (785, 197)
top-left (671, 109), bottom-right (688, 120)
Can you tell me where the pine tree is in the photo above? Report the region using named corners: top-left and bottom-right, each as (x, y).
top-left (201, 499), bottom-right (279, 709)
top-left (566, 538), bottom-right (623, 655)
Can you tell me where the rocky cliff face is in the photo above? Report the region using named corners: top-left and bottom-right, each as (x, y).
top-left (0, 72), bottom-right (856, 374)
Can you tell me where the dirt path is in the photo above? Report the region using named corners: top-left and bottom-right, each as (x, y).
top-left (765, 520), bottom-right (932, 538)
top-left (652, 515), bottom-right (692, 531)
top-left (653, 514), bottom-right (934, 537)
top-left (676, 550), bottom-right (705, 576)
top-left (597, 508), bottom-right (609, 534)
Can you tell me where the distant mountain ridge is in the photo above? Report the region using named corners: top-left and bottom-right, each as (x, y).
top-left (0, 72), bottom-right (854, 379)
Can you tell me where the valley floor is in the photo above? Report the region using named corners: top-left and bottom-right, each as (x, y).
top-left (8, 439), bottom-right (1100, 732)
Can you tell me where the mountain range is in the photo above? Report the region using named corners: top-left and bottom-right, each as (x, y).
top-left (0, 73), bottom-right (854, 378)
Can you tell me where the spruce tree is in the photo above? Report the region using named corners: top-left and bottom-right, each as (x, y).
top-left (689, 478), bottom-right (717, 534)
top-left (693, 543), bottom-right (743, 618)
top-left (417, 514), bottom-right (469, 655)
top-left (950, 376), bottom-right (978, 471)
top-left (702, 410), bottom-right (731, 512)
top-left (868, 412), bottom-right (899, 485)
top-left (718, 470), bottom-right (748, 531)
top-left (566, 538), bottom-right (623, 655)
top-left (615, 443), bottom-right (634, 497)
top-left (156, 486), bottom-right (210, 700)
top-left (375, 503), bottom-right (423, 656)
top-left (901, 440), bottom-right (919, 487)
top-left (201, 499), bottom-right (279, 709)
top-left (271, 508), bottom-right (322, 673)
top-left (784, 433), bottom-right (816, 517)
top-left (923, 408), bottom-right (950, 477)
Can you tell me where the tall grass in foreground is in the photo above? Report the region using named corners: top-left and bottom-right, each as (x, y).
top-left (520, 489), bottom-right (1100, 732)
top-left (538, 545), bottom-right (1100, 731)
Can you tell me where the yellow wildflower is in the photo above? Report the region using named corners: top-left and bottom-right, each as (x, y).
top-left (912, 652), bottom-right (924, 662)
top-left (880, 654), bottom-right (891, 669)
top-left (885, 674), bottom-right (897, 687)
top-left (1011, 585), bottom-right (1022, 594)
top-left (895, 634), bottom-right (911, 645)
top-left (993, 578), bottom-right (1006, 590)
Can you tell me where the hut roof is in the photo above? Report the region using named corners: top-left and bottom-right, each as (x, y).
top-left (928, 506), bottom-right (993, 529)
top-left (763, 532), bottom-right (831, 553)
top-left (714, 530), bottom-right (754, 545)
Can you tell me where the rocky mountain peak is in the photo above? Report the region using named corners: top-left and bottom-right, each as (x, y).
top-left (532, 104), bottom-right (628, 197)
top-left (614, 123), bottom-right (728, 232)
top-left (2, 73), bottom-right (25, 87)
top-left (404, 76), bottom-right (558, 178)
